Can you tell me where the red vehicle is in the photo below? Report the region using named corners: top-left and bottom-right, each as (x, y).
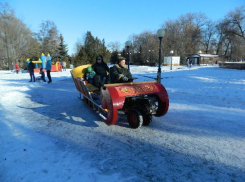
top-left (71, 64), bottom-right (169, 129)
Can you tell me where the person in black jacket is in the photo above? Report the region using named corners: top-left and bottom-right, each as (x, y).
top-left (110, 56), bottom-right (133, 83)
top-left (92, 55), bottom-right (109, 87)
top-left (28, 59), bottom-right (35, 82)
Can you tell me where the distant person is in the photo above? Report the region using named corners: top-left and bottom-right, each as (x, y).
top-left (46, 58), bottom-right (52, 83)
top-left (39, 68), bottom-right (46, 82)
top-left (85, 67), bottom-right (96, 84)
top-left (60, 62), bottom-right (63, 72)
top-left (92, 55), bottom-right (109, 87)
top-left (110, 56), bottom-right (133, 83)
top-left (28, 59), bottom-right (35, 82)
top-left (62, 61), bottom-right (66, 71)
top-left (189, 60), bottom-right (192, 68)
top-left (186, 58), bottom-right (190, 67)
top-left (15, 63), bottom-right (19, 74)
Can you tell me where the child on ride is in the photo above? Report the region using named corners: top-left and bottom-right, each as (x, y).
top-left (86, 67), bottom-right (96, 84)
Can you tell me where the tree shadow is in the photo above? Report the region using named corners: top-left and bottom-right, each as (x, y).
top-left (3, 77), bottom-right (100, 128)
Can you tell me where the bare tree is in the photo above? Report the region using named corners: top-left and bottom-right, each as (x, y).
top-left (212, 6), bottom-right (245, 60)
top-left (202, 20), bottom-right (216, 54)
top-left (107, 41), bottom-right (121, 52)
top-left (0, 3), bottom-right (34, 69)
top-left (0, 3), bottom-right (13, 69)
top-left (162, 13), bottom-right (207, 63)
top-left (223, 6), bottom-right (245, 41)
top-left (36, 20), bottom-right (60, 56)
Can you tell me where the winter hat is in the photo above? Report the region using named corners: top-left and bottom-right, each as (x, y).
top-left (96, 55), bottom-right (103, 62)
top-left (117, 56), bottom-right (126, 63)
top-left (87, 67), bottom-right (92, 72)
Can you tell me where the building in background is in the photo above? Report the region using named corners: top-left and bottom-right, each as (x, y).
top-left (186, 54), bottom-right (228, 65)
top-left (164, 56), bottom-right (180, 66)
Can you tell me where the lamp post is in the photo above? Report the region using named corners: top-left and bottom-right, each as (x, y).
top-left (125, 41), bottom-right (131, 70)
top-left (170, 50), bottom-right (174, 70)
top-left (156, 29), bottom-right (165, 83)
top-left (109, 50), bottom-right (112, 63)
top-left (198, 50), bottom-right (203, 65)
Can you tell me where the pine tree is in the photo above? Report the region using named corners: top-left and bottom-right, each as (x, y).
top-left (57, 34), bottom-right (68, 61)
top-left (110, 51), bottom-right (119, 64)
top-left (74, 31), bottom-right (111, 65)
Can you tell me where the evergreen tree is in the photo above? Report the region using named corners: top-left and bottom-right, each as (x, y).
top-left (84, 31), bottom-right (97, 63)
top-left (110, 51), bottom-right (119, 64)
top-left (57, 34), bottom-right (68, 61)
top-left (74, 31), bottom-right (111, 66)
top-left (74, 47), bottom-right (89, 66)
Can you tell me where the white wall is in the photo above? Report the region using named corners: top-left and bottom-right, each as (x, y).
top-left (164, 56), bottom-right (180, 65)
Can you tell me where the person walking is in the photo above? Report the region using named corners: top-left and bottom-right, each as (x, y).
top-left (62, 61), bottom-right (66, 71)
top-left (46, 58), bottom-right (52, 83)
top-left (15, 63), bottom-right (20, 74)
top-left (189, 59), bottom-right (192, 68)
top-left (28, 59), bottom-right (35, 82)
top-left (186, 58), bottom-right (190, 68)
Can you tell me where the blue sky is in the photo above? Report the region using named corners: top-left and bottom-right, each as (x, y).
top-left (4, 0), bottom-right (245, 55)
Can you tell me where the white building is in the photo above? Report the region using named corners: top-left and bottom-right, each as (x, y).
top-left (163, 56), bottom-right (180, 66)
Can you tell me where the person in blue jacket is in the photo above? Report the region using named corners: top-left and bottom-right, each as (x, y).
top-left (46, 58), bottom-right (52, 83)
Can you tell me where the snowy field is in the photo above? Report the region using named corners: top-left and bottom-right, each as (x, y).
top-left (0, 65), bottom-right (245, 182)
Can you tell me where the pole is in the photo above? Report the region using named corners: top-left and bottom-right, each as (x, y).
top-left (170, 56), bottom-right (172, 70)
top-left (157, 37), bottom-right (162, 83)
top-left (127, 46), bottom-right (130, 70)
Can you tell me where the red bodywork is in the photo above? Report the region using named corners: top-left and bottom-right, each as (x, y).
top-left (100, 81), bottom-right (169, 125)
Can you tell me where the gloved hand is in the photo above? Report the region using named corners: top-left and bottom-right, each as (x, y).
top-left (122, 76), bottom-right (128, 81)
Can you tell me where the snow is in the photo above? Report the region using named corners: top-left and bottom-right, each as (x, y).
top-left (0, 65), bottom-right (245, 182)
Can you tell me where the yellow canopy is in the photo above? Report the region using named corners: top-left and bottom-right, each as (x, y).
top-left (71, 64), bottom-right (92, 78)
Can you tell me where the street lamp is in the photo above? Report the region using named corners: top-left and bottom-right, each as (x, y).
top-left (149, 50), bottom-right (151, 64)
top-left (109, 50), bottom-right (112, 63)
top-left (170, 50), bottom-right (174, 70)
top-left (198, 50), bottom-right (204, 65)
top-left (125, 41), bottom-right (131, 70)
top-left (156, 29), bottom-right (165, 83)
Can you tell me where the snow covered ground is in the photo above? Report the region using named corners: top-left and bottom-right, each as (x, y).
top-left (0, 65), bottom-right (245, 182)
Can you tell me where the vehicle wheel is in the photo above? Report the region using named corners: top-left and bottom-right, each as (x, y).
top-left (143, 114), bottom-right (152, 126)
top-left (127, 110), bottom-right (143, 129)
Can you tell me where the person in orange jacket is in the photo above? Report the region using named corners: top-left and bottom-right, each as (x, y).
top-left (15, 63), bottom-right (20, 74)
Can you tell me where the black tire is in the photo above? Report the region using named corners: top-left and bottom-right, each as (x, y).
top-left (127, 110), bottom-right (143, 129)
top-left (143, 114), bottom-right (152, 126)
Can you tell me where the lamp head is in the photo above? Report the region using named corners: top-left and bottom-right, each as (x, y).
top-left (125, 41), bottom-right (131, 47)
top-left (157, 29), bottom-right (165, 38)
